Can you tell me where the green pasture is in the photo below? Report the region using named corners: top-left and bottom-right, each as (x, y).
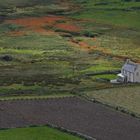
top-left (0, 126), bottom-right (82, 140)
top-left (72, 0), bottom-right (140, 29)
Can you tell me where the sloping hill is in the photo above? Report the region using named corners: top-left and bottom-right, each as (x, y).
top-left (71, 0), bottom-right (140, 29)
top-left (0, 0), bottom-right (58, 7)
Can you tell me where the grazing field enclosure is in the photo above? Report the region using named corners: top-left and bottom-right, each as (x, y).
top-left (0, 97), bottom-right (140, 140)
top-left (0, 126), bottom-right (83, 140)
top-left (85, 86), bottom-right (140, 117)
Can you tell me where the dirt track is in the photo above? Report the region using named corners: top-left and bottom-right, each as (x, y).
top-left (0, 97), bottom-right (140, 140)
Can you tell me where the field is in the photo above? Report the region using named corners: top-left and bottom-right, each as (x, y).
top-left (0, 97), bottom-right (140, 140)
top-left (85, 86), bottom-right (140, 117)
top-left (72, 0), bottom-right (140, 29)
top-left (0, 126), bottom-right (83, 140)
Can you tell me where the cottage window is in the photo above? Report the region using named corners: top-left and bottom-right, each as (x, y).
top-left (123, 70), bottom-right (126, 75)
top-left (129, 72), bottom-right (131, 81)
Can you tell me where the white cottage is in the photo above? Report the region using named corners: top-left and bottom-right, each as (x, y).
top-left (112, 59), bottom-right (140, 83)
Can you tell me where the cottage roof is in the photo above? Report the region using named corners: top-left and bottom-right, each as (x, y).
top-left (122, 60), bottom-right (138, 73)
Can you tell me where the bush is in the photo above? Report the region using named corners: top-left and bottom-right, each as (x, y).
top-left (0, 23), bottom-right (23, 33)
top-left (0, 55), bottom-right (13, 61)
top-left (82, 30), bottom-right (99, 37)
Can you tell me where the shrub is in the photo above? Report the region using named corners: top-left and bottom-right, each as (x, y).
top-left (0, 23), bottom-right (23, 33)
top-left (82, 30), bottom-right (99, 37)
top-left (0, 55), bottom-right (13, 61)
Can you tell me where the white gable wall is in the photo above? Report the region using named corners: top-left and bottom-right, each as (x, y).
top-left (134, 65), bottom-right (140, 83)
top-left (121, 62), bottom-right (140, 83)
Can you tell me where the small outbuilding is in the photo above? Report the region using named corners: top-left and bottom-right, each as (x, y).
top-left (111, 59), bottom-right (140, 83)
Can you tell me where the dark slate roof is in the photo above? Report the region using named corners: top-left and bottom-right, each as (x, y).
top-left (122, 60), bottom-right (138, 73)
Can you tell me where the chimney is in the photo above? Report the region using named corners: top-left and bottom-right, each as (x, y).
top-left (126, 59), bottom-right (131, 63)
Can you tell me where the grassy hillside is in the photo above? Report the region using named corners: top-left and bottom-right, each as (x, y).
top-left (0, 0), bottom-right (139, 96)
top-left (0, 0), bottom-right (140, 117)
top-left (0, 0), bottom-right (56, 7)
top-left (0, 0), bottom-right (69, 18)
top-left (0, 126), bottom-right (83, 140)
top-left (0, 0), bottom-right (140, 29)
top-left (71, 0), bottom-right (140, 29)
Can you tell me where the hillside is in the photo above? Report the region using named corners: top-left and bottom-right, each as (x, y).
top-left (0, 0), bottom-right (139, 100)
top-left (1, 0), bottom-right (140, 29)
top-left (0, 0), bottom-right (140, 140)
top-left (72, 0), bottom-right (140, 29)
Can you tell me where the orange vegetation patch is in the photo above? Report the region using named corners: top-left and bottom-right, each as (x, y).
top-left (32, 28), bottom-right (57, 35)
top-left (5, 16), bottom-right (66, 35)
top-left (6, 16), bottom-right (65, 27)
top-left (70, 38), bottom-right (140, 63)
top-left (70, 39), bottom-right (96, 51)
top-left (79, 42), bottom-right (97, 51)
top-left (55, 23), bottom-right (81, 32)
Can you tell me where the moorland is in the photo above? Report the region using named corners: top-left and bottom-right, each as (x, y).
top-left (0, 0), bottom-right (140, 140)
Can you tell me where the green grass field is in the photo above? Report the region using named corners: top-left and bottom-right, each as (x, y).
top-left (72, 0), bottom-right (140, 29)
top-left (0, 126), bottom-right (83, 140)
